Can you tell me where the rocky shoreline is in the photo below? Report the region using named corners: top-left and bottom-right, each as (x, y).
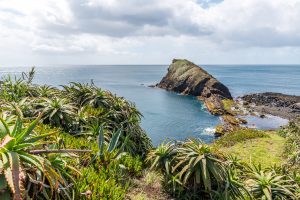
top-left (154, 59), bottom-right (300, 136)
top-left (239, 92), bottom-right (300, 120)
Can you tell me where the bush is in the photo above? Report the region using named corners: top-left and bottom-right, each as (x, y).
top-left (0, 68), bottom-right (152, 199)
top-left (0, 68), bottom-right (152, 156)
top-left (280, 120), bottom-right (300, 172)
top-left (118, 154), bottom-right (143, 177)
top-left (75, 167), bottom-right (128, 200)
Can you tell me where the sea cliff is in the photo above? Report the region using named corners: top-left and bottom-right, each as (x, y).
top-left (157, 59), bottom-right (232, 115)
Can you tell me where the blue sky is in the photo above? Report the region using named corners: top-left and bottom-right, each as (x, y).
top-left (0, 0), bottom-right (300, 65)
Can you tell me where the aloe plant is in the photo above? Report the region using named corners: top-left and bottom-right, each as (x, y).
top-left (0, 114), bottom-right (79, 199)
top-left (146, 141), bottom-right (176, 174)
top-left (2, 97), bottom-right (33, 118)
top-left (174, 139), bottom-right (225, 193)
top-left (36, 97), bottom-right (76, 129)
top-left (247, 165), bottom-right (298, 200)
top-left (213, 168), bottom-right (251, 200)
top-left (93, 126), bottom-right (128, 169)
top-left (29, 85), bottom-right (58, 98)
top-left (0, 68), bottom-right (155, 199)
top-left (0, 75), bottom-right (29, 102)
top-left (63, 82), bottom-right (109, 108)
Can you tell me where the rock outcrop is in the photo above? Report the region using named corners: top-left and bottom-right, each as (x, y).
top-left (241, 92), bottom-right (300, 119)
top-left (157, 59), bottom-right (232, 115)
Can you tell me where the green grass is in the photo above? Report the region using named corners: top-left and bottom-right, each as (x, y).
top-left (214, 128), bottom-right (270, 147)
top-left (222, 99), bottom-right (237, 115)
top-left (219, 131), bottom-right (286, 168)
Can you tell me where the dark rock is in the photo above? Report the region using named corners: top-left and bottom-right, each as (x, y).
top-left (242, 92), bottom-right (300, 108)
top-left (238, 118), bottom-right (248, 124)
top-left (290, 103), bottom-right (300, 110)
top-left (157, 59), bottom-right (232, 115)
top-left (241, 92), bottom-right (300, 119)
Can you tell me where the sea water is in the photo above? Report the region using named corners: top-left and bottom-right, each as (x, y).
top-left (1, 65), bottom-right (299, 145)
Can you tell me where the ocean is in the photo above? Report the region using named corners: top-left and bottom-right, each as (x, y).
top-left (1, 65), bottom-right (300, 145)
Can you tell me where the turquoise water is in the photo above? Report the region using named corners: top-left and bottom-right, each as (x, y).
top-left (1, 65), bottom-right (300, 145)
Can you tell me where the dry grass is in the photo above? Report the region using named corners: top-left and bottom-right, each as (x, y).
top-left (126, 170), bottom-right (173, 200)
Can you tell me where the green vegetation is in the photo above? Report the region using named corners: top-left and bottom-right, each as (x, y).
top-left (214, 128), bottom-right (270, 147)
top-left (0, 115), bottom-right (77, 199)
top-left (222, 99), bottom-right (238, 115)
top-left (279, 119), bottom-right (300, 171)
top-left (146, 126), bottom-right (300, 199)
top-left (1, 68), bottom-right (300, 200)
top-left (0, 68), bottom-right (151, 199)
top-left (220, 132), bottom-right (285, 168)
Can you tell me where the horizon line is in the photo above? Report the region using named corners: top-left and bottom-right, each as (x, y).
top-left (2, 63), bottom-right (300, 67)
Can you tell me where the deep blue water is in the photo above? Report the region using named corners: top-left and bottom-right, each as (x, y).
top-left (1, 65), bottom-right (300, 145)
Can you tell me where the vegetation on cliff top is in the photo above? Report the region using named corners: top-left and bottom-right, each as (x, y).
top-left (146, 122), bottom-right (300, 199)
top-left (0, 68), bottom-right (151, 199)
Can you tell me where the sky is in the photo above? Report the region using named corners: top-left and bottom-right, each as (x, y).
top-left (0, 0), bottom-right (300, 65)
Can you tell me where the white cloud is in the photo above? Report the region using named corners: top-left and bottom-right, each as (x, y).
top-left (0, 0), bottom-right (300, 65)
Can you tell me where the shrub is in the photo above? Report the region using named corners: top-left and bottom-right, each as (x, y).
top-left (0, 68), bottom-right (152, 200)
top-left (247, 165), bottom-right (298, 199)
top-left (118, 154), bottom-right (143, 177)
top-left (174, 139), bottom-right (225, 194)
top-left (146, 142), bottom-right (176, 174)
top-left (75, 167), bottom-right (128, 200)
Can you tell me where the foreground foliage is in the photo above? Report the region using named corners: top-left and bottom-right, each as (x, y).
top-left (0, 115), bottom-right (78, 199)
top-left (147, 124), bottom-right (300, 199)
top-left (0, 69), bottom-right (152, 155)
top-left (0, 68), bottom-right (150, 199)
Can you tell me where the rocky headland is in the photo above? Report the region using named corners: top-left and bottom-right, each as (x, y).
top-left (155, 59), bottom-right (300, 136)
top-left (156, 59), bottom-right (232, 115)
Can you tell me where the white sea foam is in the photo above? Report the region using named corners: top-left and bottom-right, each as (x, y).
top-left (200, 104), bottom-right (206, 111)
top-left (202, 127), bottom-right (216, 135)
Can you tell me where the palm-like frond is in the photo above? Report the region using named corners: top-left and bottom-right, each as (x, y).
top-left (63, 82), bottom-right (109, 108)
top-left (0, 75), bottom-right (30, 102)
top-left (146, 141), bottom-right (176, 174)
top-left (247, 166), bottom-right (298, 200)
top-left (36, 97), bottom-right (76, 130)
top-left (0, 115), bottom-right (78, 199)
top-left (93, 126), bottom-right (129, 169)
top-left (29, 85), bottom-right (58, 98)
top-left (174, 139), bottom-right (225, 192)
top-left (1, 97), bottom-right (34, 118)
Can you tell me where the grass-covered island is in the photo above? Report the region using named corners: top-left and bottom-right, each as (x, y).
top-left (1, 68), bottom-right (300, 200)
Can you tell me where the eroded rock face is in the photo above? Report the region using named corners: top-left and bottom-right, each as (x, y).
top-left (157, 59), bottom-right (232, 115)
